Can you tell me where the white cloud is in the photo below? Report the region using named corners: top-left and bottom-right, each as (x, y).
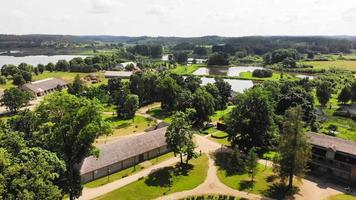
top-left (89, 0), bottom-right (121, 14)
top-left (146, 6), bottom-right (166, 16)
top-left (342, 7), bottom-right (356, 23)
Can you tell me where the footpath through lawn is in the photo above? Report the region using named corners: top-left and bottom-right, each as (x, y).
top-left (94, 154), bottom-right (209, 200)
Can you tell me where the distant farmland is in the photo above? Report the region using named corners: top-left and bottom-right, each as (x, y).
top-left (301, 60), bottom-right (356, 71)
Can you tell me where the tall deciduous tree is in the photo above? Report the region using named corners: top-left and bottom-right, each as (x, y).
top-left (67, 74), bottom-right (85, 96)
top-left (246, 147), bottom-right (258, 183)
top-left (214, 78), bottom-right (232, 110)
top-left (192, 88), bottom-right (215, 126)
top-left (338, 86), bottom-right (352, 104)
top-left (35, 93), bottom-right (111, 200)
top-left (157, 76), bottom-right (181, 112)
top-left (1, 87), bottom-right (33, 113)
top-left (165, 111), bottom-right (196, 165)
top-left (274, 106), bottom-right (311, 190)
top-left (225, 87), bottom-right (276, 153)
top-left (0, 127), bottom-right (65, 199)
top-left (316, 81), bottom-right (331, 107)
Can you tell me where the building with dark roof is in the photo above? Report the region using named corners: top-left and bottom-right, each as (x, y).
top-left (22, 78), bottom-right (67, 96)
top-left (79, 127), bottom-right (169, 183)
top-left (308, 132), bottom-right (356, 185)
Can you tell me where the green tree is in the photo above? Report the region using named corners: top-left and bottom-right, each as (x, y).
top-left (157, 76), bottom-right (181, 112)
top-left (165, 111), bottom-right (196, 165)
top-left (225, 87), bottom-right (276, 153)
top-left (245, 147), bottom-right (258, 183)
top-left (274, 106), bottom-right (311, 190)
top-left (338, 86), bottom-right (352, 104)
top-left (1, 64), bottom-right (20, 77)
top-left (37, 64), bottom-right (45, 73)
top-left (207, 52), bottom-right (229, 66)
top-left (12, 73), bottom-right (26, 85)
top-left (1, 87), bottom-right (33, 113)
top-left (316, 81), bottom-right (331, 107)
top-left (184, 75), bottom-right (202, 93)
top-left (0, 127), bottom-right (65, 200)
top-left (46, 62), bottom-right (55, 72)
top-left (21, 70), bottom-right (32, 82)
top-left (117, 94), bottom-right (139, 119)
top-left (0, 76), bottom-right (6, 84)
top-left (35, 93), bottom-right (111, 200)
top-left (192, 88), bottom-right (215, 126)
top-left (214, 78), bottom-right (232, 110)
top-left (67, 74), bottom-right (85, 96)
top-left (351, 81), bottom-right (356, 102)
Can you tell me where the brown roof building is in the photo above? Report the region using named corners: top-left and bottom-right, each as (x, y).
top-left (22, 78), bottom-right (67, 96)
top-left (308, 132), bottom-right (356, 186)
top-left (79, 127), bottom-right (169, 183)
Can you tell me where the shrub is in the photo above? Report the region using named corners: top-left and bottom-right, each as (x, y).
top-left (252, 69), bottom-right (273, 78)
top-left (0, 76), bottom-right (6, 84)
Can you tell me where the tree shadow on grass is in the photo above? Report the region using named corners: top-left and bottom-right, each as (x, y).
top-left (144, 163), bottom-right (194, 188)
top-left (145, 167), bottom-right (174, 187)
top-left (212, 150), bottom-right (245, 177)
top-left (262, 183), bottom-right (299, 200)
top-left (266, 174), bottom-right (278, 183)
top-left (115, 123), bottom-right (130, 129)
top-left (239, 180), bottom-right (254, 191)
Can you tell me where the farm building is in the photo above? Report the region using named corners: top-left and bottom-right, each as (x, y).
top-left (22, 78), bottom-right (67, 96)
top-left (104, 71), bottom-right (133, 79)
top-left (79, 127), bottom-right (169, 183)
top-left (308, 132), bottom-right (356, 186)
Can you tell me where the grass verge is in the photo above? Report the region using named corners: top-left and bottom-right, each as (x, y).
top-left (94, 154), bottom-right (209, 200)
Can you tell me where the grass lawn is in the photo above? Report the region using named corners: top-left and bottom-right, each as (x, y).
top-left (300, 60), bottom-right (356, 71)
top-left (94, 154), bottom-right (209, 200)
top-left (84, 152), bottom-right (175, 188)
top-left (217, 164), bottom-right (274, 195)
top-left (208, 136), bottom-right (230, 146)
top-left (96, 115), bottom-right (156, 144)
top-left (147, 107), bottom-right (172, 123)
top-left (170, 64), bottom-right (202, 75)
top-left (328, 194), bottom-right (356, 200)
top-left (313, 92), bottom-right (356, 141)
top-left (210, 106), bottom-right (233, 123)
top-left (0, 71), bottom-right (104, 90)
top-left (239, 71), bottom-right (294, 81)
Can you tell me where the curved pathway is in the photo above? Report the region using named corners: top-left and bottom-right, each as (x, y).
top-left (155, 135), bottom-right (268, 200)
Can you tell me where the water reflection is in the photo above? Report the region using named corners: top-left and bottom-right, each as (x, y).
top-left (193, 66), bottom-right (263, 76)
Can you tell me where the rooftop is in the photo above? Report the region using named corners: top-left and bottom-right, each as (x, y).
top-left (308, 132), bottom-right (356, 156)
top-left (22, 78), bottom-right (67, 93)
top-left (104, 71), bottom-right (133, 78)
top-left (80, 127), bottom-right (167, 175)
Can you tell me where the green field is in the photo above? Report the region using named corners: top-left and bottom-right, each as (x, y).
top-left (85, 152), bottom-right (175, 188)
top-left (0, 71), bottom-right (104, 90)
top-left (239, 71), bottom-right (294, 81)
top-left (217, 164), bottom-right (274, 196)
top-left (96, 114), bottom-right (155, 144)
top-left (301, 60), bottom-right (356, 71)
top-left (146, 107), bottom-right (172, 123)
top-left (170, 64), bottom-right (201, 75)
top-left (328, 194), bottom-right (356, 200)
top-left (94, 154), bottom-right (209, 200)
top-left (313, 92), bottom-right (356, 141)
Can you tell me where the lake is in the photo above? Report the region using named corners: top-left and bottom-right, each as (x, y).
top-left (201, 77), bottom-right (254, 93)
top-left (0, 55), bottom-right (87, 67)
top-left (193, 66), bottom-right (263, 76)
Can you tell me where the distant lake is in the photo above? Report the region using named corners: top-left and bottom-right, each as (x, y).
top-left (0, 55), bottom-right (87, 67)
top-left (193, 66), bottom-right (263, 76)
top-left (201, 77), bottom-right (254, 93)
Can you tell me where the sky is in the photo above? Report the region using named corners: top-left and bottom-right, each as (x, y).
top-left (1, 0), bottom-right (356, 37)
